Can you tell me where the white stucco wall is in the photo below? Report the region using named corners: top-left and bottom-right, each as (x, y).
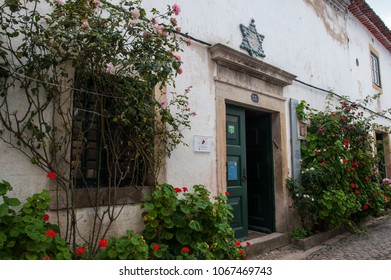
top-left (2, 0), bottom-right (391, 237)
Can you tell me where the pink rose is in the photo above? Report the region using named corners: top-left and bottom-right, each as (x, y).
top-left (131, 8), bottom-right (140, 20)
top-left (172, 4), bottom-right (181, 16)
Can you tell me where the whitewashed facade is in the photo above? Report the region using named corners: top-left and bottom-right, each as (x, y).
top-left (1, 0), bottom-right (391, 242)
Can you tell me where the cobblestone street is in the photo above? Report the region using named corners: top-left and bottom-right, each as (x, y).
top-left (252, 215), bottom-right (391, 260)
top-left (307, 215), bottom-right (391, 260)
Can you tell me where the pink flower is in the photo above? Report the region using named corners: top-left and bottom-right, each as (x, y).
top-left (177, 67), bottom-right (183, 75)
top-left (173, 52), bottom-right (181, 61)
top-left (106, 62), bottom-right (115, 74)
top-left (129, 19), bottom-right (137, 27)
top-left (99, 239), bottom-right (108, 248)
top-left (172, 4), bottom-right (181, 16)
top-left (47, 172), bottom-right (57, 179)
top-left (43, 214), bottom-right (49, 222)
top-left (160, 100), bottom-right (168, 109)
top-left (81, 19), bottom-right (89, 29)
top-left (131, 8), bottom-right (140, 20)
top-left (55, 0), bottom-right (65, 5)
top-left (76, 247), bottom-right (85, 255)
top-left (182, 186), bottom-right (188, 192)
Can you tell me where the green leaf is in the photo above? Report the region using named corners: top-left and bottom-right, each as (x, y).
top-left (0, 204), bottom-right (9, 217)
top-left (4, 197), bottom-right (20, 207)
top-left (130, 236), bottom-right (140, 246)
top-left (176, 231), bottom-right (191, 245)
top-left (189, 220), bottom-right (203, 231)
top-left (0, 232), bottom-right (7, 248)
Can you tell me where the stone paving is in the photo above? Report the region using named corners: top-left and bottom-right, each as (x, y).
top-left (252, 215), bottom-right (391, 260)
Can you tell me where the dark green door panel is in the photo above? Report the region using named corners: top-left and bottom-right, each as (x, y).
top-left (226, 105), bottom-right (248, 239)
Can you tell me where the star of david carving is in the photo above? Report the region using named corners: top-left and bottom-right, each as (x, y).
top-left (240, 19), bottom-right (265, 58)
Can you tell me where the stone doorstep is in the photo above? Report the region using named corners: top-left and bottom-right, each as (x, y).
top-left (243, 232), bottom-right (291, 258)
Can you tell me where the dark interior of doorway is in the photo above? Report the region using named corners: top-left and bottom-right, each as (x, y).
top-left (245, 109), bottom-right (275, 235)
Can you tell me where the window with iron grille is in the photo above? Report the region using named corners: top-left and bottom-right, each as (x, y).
top-left (370, 51), bottom-right (381, 88)
top-left (71, 73), bottom-right (152, 189)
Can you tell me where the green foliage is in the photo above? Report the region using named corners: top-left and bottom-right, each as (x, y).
top-left (291, 228), bottom-right (308, 240)
top-left (142, 184), bottom-right (246, 260)
top-left (96, 230), bottom-right (149, 260)
top-left (296, 100), bottom-right (310, 121)
top-left (0, 180), bottom-right (71, 260)
top-left (289, 96), bottom-right (390, 232)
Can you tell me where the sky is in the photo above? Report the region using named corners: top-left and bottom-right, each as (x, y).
top-left (365, 0), bottom-right (391, 29)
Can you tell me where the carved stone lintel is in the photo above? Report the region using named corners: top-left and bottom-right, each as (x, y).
top-left (210, 43), bottom-right (296, 87)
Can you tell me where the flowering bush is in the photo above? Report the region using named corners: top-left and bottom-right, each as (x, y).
top-left (288, 97), bottom-right (390, 232)
top-left (0, 180), bottom-right (71, 260)
top-left (142, 184), bottom-right (247, 260)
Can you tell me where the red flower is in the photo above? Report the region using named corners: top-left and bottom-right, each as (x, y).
top-left (225, 191), bottom-right (230, 196)
top-left (181, 247), bottom-right (190, 253)
top-left (239, 249), bottom-right (245, 255)
top-left (47, 172), bottom-right (57, 179)
top-left (343, 158), bottom-right (348, 163)
top-left (76, 247), bottom-right (85, 255)
top-left (350, 183), bottom-right (355, 189)
top-left (331, 113), bottom-right (336, 117)
top-left (45, 229), bottom-right (56, 238)
top-left (235, 241), bottom-right (241, 247)
top-left (321, 162), bottom-right (326, 166)
top-left (352, 162), bottom-right (359, 167)
top-left (246, 242), bottom-right (251, 247)
top-left (43, 214), bottom-right (49, 222)
top-left (373, 193), bottom-right (377, 197)
top-left (153, 244), bottom-right (160, 251)
top-left (364, 177), bottom-right (370, 181)
top-left (315, 151), bottom-right (321, 155)
top-left (177, 67), bottom-right (183, 75)
top-left (384, 195), bottom-right (389, 202)
top-left (340, 117), bottom-right (346, 121)
top-left (174, 187), bottom-right (182, 193)
top-left (99, 239), bottom-right (108, 248)
top-left (363, 204), bottom-right (369, 210)
top-left (182, 187), bottom-right (188, 192)
top-left (355, 189), bottom-right (360, 195)
top-left (344, 140), bottom-right (350, 147)
top-left (43, 255), bottom-right (50, 260)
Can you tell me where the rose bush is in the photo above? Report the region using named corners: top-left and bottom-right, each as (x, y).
top-left (288, 97), bottom-right (390, 232)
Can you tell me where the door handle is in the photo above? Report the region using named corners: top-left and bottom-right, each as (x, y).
top-left (242, 167), bottom-right (247, 182)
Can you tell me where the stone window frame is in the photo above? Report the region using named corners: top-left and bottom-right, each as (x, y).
top-left (369, 46), bottom-right (382, 91)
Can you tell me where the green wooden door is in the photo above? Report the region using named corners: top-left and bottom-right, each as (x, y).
top-left (226, 105), bottom-right (248, 239)
top-left (246, 112), bottom-right (275, 233)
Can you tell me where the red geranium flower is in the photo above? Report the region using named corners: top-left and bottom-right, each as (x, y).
top-left (331, 113), bottom-right (336, 117)
top-left (43, 256), bottom-right (50, 260)
top-left (239, 249), bottom-right (245, 255)
top-left (350, 183), bottom-right (355, 189)
top-left (153, 244), bottom-right (160, 251)
top-left (340, 117), bottom-right (346, 121)
top-left (182, 187), bottom-right (188, 192)
top-left (43, 214), bottom-right (49, 222)
top-left (225, 191), bottom-right (230, 196)
top-left (76, 247), bottom-right (85, 255)
top-left (355, 190), bottom-right (360, 195)
top-left (246, 242), bottom-right (251, 247)
top-left (344, 140), bottom-right (350, 147)
top-left (181, 247), bottom-right (190, 253)
top-left (364, 177), bottom-right (370, 181)
top-left (45, 229), bottom-right (56, 238)
top-left (352, 162), bottom-right (359, 167)
top-left (343, 158), bottom-right (348, 163)
top-left (174, 187), bottom-right (182, 193)
top-left (47, 172), bottom-right (57, 179)
top-left (99, 239), bottom-right (108, 248)
top-left (321, 161), bottom-right (326, 166)
top-left (363, 204), bottom-right (369, 210)
top-left (315, 151), bottom-right (321, 155)
top-left (235, 241), bottom-right (241, 247)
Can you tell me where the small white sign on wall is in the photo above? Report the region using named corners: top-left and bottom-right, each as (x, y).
top-left (193, 135), bottom-right (212, 153)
